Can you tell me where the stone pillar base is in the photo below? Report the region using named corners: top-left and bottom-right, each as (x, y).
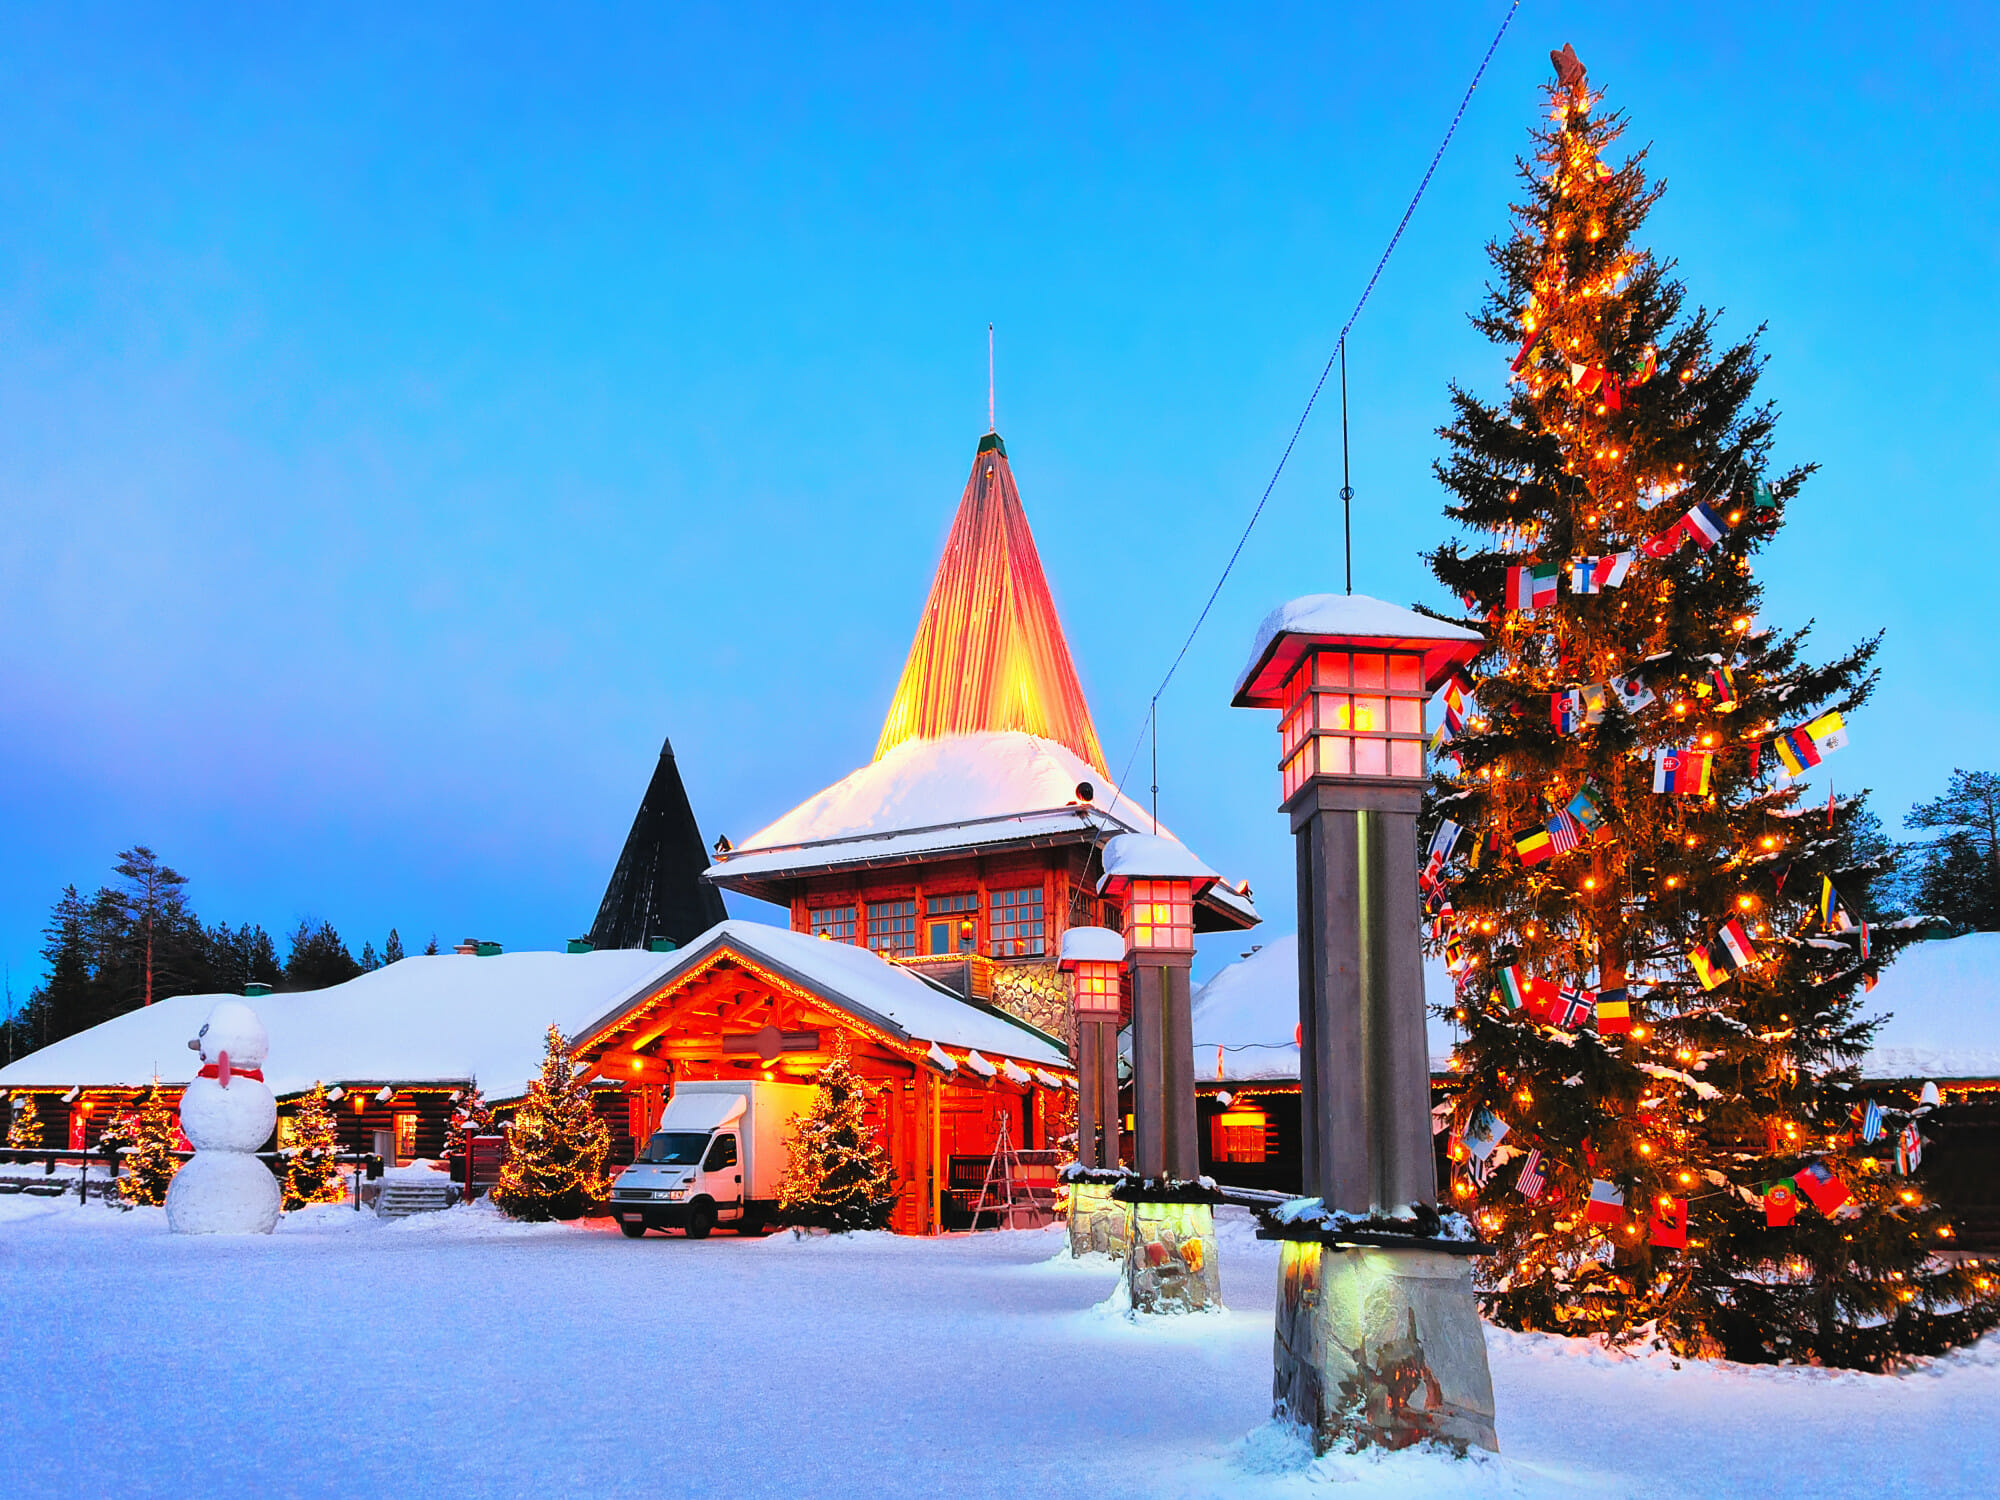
top-left (1124, 1200), bottom-right (1221, 1314)
top-left (1067, 1180), bottom-right (1131, 1260)
top-left (1273, 1240), bottom-right (1497, 1454)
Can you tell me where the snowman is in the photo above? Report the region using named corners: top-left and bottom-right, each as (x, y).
top-left (164, 999), bottom-right (282, 1234)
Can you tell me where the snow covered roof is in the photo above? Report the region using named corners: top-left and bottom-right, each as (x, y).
top-left (0, 950), bottom-right (681, 1101)
top-left (1059, 926), bottom-right (1125, 966)
top-left (572, 920), bottom-right (1070, 1071)
top-left (1188, 935), bottom-right (1463, 1082)
top-left (1097, 832), bottom-right (1218, 892)
top-left (1233, 593), bottom-right (1485, 706)
top-left (1859, 932), bottom-right (2000, 1081)
top-left (707, 731), bottom-right (1258, 929)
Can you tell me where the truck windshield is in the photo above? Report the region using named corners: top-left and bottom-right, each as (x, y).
top-left (642, 1132), bottom-right (711, 1165)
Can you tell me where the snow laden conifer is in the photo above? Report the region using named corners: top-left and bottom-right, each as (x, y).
top-left (493, 1026), bottom-right (610, 1222)
top-left (6, 1092), bottom-right (45, 1148)
top-left (282, 1083), bottom-right (346, 1209)
top-left (1423, 49), bottom-right (1999, 1368)
top-left (778, 1036), bottom-right (895, 1232)
top-left (442, 1083), bottom-right (496, 1176)
top-left (115, 1085), bottom-right (183, 1206)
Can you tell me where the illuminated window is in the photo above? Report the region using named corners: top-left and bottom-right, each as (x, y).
top-left (866, 900), bottom-right (917, 957)
top-left (1211, 1107), bottom-right (1269, 1163)
top-left (393, 1112), bottom-right (418, 1165)
top-left (1069, 961), bottom-right (1121, 1015)
top-left (809, 905), bottom-right (857, 944)
top-left (926, 892), bottom-right (979, 955)
top-left (990, 887), bottom-right (1045, 958)
top-left (1127, 879), bottom-right (1193, 951)
top-left (1280, 649), bottom-right (1427, 797)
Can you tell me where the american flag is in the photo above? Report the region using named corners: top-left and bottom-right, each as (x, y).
top-left (1547, 808), bottom-right (1588, 856)
top-left (1515, 1148), bottom-right (1547, 1201)
top-left (1860, 1098), bottom-right (1884, 1144)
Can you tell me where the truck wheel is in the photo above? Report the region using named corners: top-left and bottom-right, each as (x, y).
top-left (685, 1203), bottom-right (715, 1240)
top-left (734, 1214), bottom-right (766, 1237)
top-left (619, 1220), bottom-right (648, 1239)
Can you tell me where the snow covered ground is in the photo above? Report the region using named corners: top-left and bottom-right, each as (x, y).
top-left (2, 1198), bottom-right (1993, 1499)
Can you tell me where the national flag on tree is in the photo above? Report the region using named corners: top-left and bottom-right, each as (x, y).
top-left (1594, 987), bottom-right (1631, 1034)
top-left (1552, 986), bottom-right (1594, 1030)
top-left (1652, 748), bottom-right (1713, 795)
top-left (1858, 1099), bottom-right (1885, 1145)
top-left (1649, 1195), bottom-right (1689, 1249)
top-left (1762, 1178), bottom-right (1800, 1227)
top-left (1611, 671), bottom-right (1656, 714)
top-left (1797, 1161), bottom-right (1852, 1215)
top-left (1716, 917), bottom-right (1758, 970)
top-left (1819, 875), bottom-right (1856, 933)
top-left (1569, 552), bottom-right (1634, 594)
top-left (1585, 1179), bottom-right (1626, 1225)
top-left (1772, 712), bottom-right (1848, 779)
top-left (1464, 1108), bottom-right (1510, 1162)
top-left (1507, 561), bottom-right (1559, 613)
top-left (1499, 965), bottom-right (1528, 1011)
top-left (1515, 1148), bottom-right (1547, 1201)
top-left (1551, 689), bottom-right (1585, 735)
top-left (1515, 826), bottom-right (1554, 865)
top-left (1682, 501), bottom-right (1728, 549)
top-left (1897, 1124), bottom-right (1923, 1176)
top-left (1566, 783), bottom-right (1608, 832)
top-left (1709, 664), bottom-right (1739, 709)
top-left (1546, 807), bottom-right (1589, 857)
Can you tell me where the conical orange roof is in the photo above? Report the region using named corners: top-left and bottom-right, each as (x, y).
top-left (875, 433), bottom-right (1106, 773)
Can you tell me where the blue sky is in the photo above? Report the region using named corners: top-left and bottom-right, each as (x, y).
top-left (3, 4), bottom-right (1995, 998)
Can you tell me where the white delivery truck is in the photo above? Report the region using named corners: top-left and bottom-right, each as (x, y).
top-left (609, 1079), bottom-right (817, 1240)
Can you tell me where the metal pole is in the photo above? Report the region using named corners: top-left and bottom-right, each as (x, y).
top-left (1340, 340), bottom-right (1353, 596)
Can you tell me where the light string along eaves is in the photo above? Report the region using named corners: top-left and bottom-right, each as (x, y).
top-left (1109, 1), bottom-right (1523, 852)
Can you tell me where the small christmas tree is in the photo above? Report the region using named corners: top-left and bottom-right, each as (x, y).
top-left (777, 1036), bottom-right (896, 1232)
top-left (117, 1085), bottom-right (182, 1207)
top-left (442, 1084), bottom-right (497, 1173)
top-left (1422, 45), bottom-right (1999, 1368)
top-left (493, 1025), bottom-right (610, 1222)
top-left (282, 1083), bottom-right (346, 1209)
top-left (6, 1093), bottom-right (45, 1149)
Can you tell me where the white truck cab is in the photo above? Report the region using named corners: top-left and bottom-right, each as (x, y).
top-left (609, 1079), bottom-right (815, 1239)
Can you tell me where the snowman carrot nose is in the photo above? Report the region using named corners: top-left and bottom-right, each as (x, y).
top-left (217, 1050), bottom-right (232, 1088)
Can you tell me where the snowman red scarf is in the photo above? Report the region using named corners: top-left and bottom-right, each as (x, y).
top-left (198, 1051), bottom-right (265, 1087)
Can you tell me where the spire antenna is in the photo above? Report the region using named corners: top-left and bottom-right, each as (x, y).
top-left (987, 323), bottom-right (996, 432)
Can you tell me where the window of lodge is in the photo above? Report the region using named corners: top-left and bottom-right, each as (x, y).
top-left (866, 899), bottom-right (917, 958)
top-left (989, 886), bottom-right (1045, 958)
top-left (809, 905), bottom-right (857, 944)
top-left (926, 892), bottom-right (979, 955)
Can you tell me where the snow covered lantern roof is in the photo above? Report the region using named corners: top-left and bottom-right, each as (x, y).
top-left (1058, 925), bottom-right (1125, 968)
top-left (1232, 593), bottom-right (1484, 707)
top-left (1095, 832), bottom-right (1218, 897)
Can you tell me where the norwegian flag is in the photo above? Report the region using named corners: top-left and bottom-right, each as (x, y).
top-left (1552, 986), bottom-right (1595, 1030)
top-left (1515, 1148), bottom-right (1547, 1201)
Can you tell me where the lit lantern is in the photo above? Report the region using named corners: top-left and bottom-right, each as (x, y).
top-left (1097, 833), bottom-right (1217, 1181)
top-left (1059, 926), bottom-right (1125, 1170)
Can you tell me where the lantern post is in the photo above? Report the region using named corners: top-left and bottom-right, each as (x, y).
top-left (1232, 593), bottom-right (1499, 1454)
top-left (1094, 832), bottom-right (1222, 1313)
top-left (1058, 925), bottom-right (1131, 1259)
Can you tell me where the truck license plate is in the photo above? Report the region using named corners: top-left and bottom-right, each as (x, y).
top-left (621, 1213), bottom-right (644, 1222)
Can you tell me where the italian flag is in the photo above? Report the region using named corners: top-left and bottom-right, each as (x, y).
top-left (1499, 965), bottom-right (1527, 1011)
top-left (1506, 561), bottom-right (1559, 613)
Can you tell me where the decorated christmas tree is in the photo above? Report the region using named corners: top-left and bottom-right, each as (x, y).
top-left (441, 1084), bottom-right (496, 1173)
top-left (115, 1085), bottom-right (183, 1207)
top-left (282, 1083), bottom-right (346, 1209)
top-left (777, 1036), bottom-right (895, 1232)
top-left (493, 1025), bottom-right (611, 1222)
top-left (6, 1093), bottom-right (45, 1149)
top-left (1421, 44), bottom-right (1999, 1369)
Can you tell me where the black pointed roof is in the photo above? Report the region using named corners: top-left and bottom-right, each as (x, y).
top-left (588, 739), bottom-right (728, 951)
